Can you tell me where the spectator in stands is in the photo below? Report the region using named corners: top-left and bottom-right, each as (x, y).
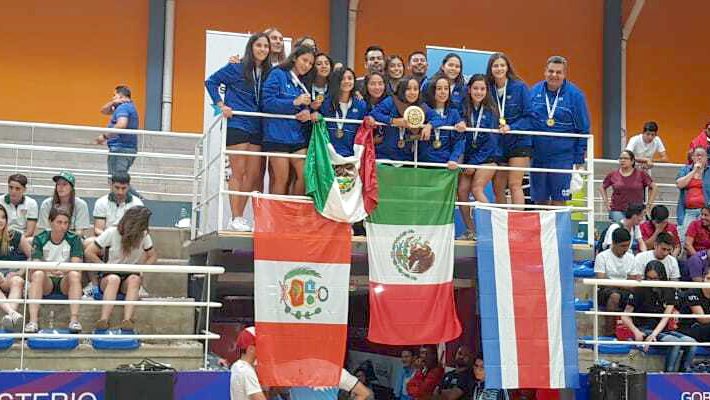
top-left (393, 350), bottom-right (415, 400)
top-left (355, 46), bottom-right (386, 92)
top-left (485, 53), bottom-right (532, 206)
top-left (640, 205), bottom-right (681, 257)
top-left (97, 85), bottom-right (140, 197)
top-left (678, 267), bottom-right (710, 342)
top-left (385, 55), bottom-right (405, 95)
top-left (0, 174), bottom-right (38, 237)
top-left (85, 206), bottom-right (156, 331)
top-left (92, 172), bottom-right (144, 237)
top-left (602, 203), bottom-right (647, 253)
top-left (436, 345), bottom-right (474, 400)
top-left (685, 205), bottom-right (710, 256)
top-left (319, 68), bottom-right (367, 157)
top-left (530, 56), bottom-right (590, 206)
top-left (26, 207), bottom-right (83, 333)
top-left (594, 227), bottom-right (637, 333)
top-left (625, 121), bottom-right (668, 170)
top-left (688, 119), bottom-right (710, 155)
top-left (408, 51), bottom-right (429, 89)
top-left (599, 150), bottom-right (657, 223)
top-left (471, 355), bottom-right (504, 400)
top-left (289, 368), bottom-right (372, 400)
top-left (622, 260), bottom-right (696, 372)
top-left (261, 45), bottom-right (316, 196)
top-left (206, 33), bottom-right (272, 231)
top-left (230, 327), bottom-right (266, 400)
top-left (422, 54), bottom-right (466, 110)
top-left (265, 28), bottom-right (286, 66)
top-left (457, 74), bottom-right (501, 240)
top-left (407, 345), bottom-right (444, 399)
top-left (421, 76), bottom-right (467, 168)
top-left (676, 146), bottom-right (710, 242)
top-left (37, 171), bottom-right (90, 237)
top-left (353, 368), bottom-right (375, 400)
top-left (370, 76), bottom-right (442, 161)
top-left (0, 204), bottom-right (32, 331)
top-left (634, 232), bottom-right (680, 281)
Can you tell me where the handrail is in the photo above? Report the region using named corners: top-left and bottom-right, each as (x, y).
top-left (593, 158), bottom-right (686, 168)
top-left (0, 260), bottom-right (224, 274)
top-left (0, 143), bottom-right (195, 160)
top-left (0, 119), bottom-right (201, 140)
top-left (0, 333), bottom-right (220, 340)
top-left (582, 278), bottom-right (709, 289)
top-left (0, 299), bottom-right (221, 307)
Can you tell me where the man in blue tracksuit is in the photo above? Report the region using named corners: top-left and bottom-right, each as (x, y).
top-left (529, 56), bottom-right (590, 205)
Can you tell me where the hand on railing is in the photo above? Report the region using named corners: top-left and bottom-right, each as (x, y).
top-left (293, 94), bottom-right (311, 107)
top-left (219, 104), bottom-right (233, 119)
top-left (295, 109), bottom-right (311, 122)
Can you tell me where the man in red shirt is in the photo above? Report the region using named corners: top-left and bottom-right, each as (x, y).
top-left (686, 205), bottom-right (710, 256)
top-left (407, 345), bottom-right (444, 400)
top-left (688, 120), bottom-right (710, 158)
top-left (640, 205), bottom-right (681, 257)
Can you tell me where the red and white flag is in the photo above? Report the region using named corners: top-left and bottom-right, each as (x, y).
top-left (253, 197), bottom-right (351, 387)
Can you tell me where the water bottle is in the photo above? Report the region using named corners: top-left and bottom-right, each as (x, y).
top-left (48, 310), bottom-right (55, 333)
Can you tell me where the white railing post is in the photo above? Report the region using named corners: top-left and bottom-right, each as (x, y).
top-left (586, 134), bottom-right (595, 247)
top-left (191, 139), bottom-right (200, 240)
top-left (218, 118), bottom-right (227, 231)
top-left (204, 272), bottom-right (212, 369)
top-left (593, 282), bottom-right (599, 362)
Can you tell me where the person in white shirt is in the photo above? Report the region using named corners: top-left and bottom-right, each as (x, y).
top-left (231, 327), bottom-right (266, 400)
top-left (289, 368), bottom-right (372, 400)
top-left (625, 121), bottom-right (668, 170)
top-left (602, 204), bottom-right (647, 254)
top-left (84, 206), bottom-right (156, 331)
top-left (633, 232), bottom-right (680, 281)
top-left (0, 174), bottom-right (38, 238)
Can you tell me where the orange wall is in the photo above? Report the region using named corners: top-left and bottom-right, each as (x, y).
top-left (171, 0), bottom-right (330, 133)
top-left (0, 2), bottom-right (148, 127)
top-left (355, 0), bottom-right (604, 157)
top-left (625, 0), bottom-right (710, 163)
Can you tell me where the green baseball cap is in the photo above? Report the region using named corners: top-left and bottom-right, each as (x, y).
top-left (53, 171), bottom-right (76, 187)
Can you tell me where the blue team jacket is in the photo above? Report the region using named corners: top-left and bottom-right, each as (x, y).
top-left (261, 67), bottom-right (310, 145)
top-left (421, 79), bottom-right (466, 112)
top-left (490, 79), bottom-right (532, 151)
top-left (319, 97), bottom-right (367, 157)
top-left (204, 63), bottom-right (262, 134)
top-left (418, 106), bottom-right (465, 163)
top-left (462, 107), bottom-right (501, 165)
top-left (370, 96), bottom-right (444, 161)
top-left (529, 80), bottom-right (590, 165)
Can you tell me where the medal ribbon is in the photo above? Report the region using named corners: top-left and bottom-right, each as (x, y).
top-left (336, 99), bottom-right (352, 131)
top-left (495, 80), bottom-right (507, 121)
top-left (434, 108), bottom-right (445, 145)
top-left (470, 106), bottom-right (484, 144)
top-left (290, 70), bottom-right (310, 97)
top-left (253, 69), bottom-right (261, 105)
top-left (545, 85), bottom-right (561, 121)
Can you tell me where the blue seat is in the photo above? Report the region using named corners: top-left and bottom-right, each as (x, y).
top-left (93, 290), bottom-right (125, 301)
top-left (578, 335), bottom-right (616, 349)
top-left (572, 237), bottom-right (588, 245)
top-left (578, 335), bottom-right (631, 354)
top-left (0, 329), bottom-right (13, 349)
top-left (575, 299), bottom-right (594, 311)
top-left (91, 329), bottom-right (140, 350)
top-left (573, 265), bottom-right (595, 278)
top-left (43, 292), bottom-right (68, 300)
top-left (27, 328), bottom-right (79, 350)
top-left (695, 347), bottom-right (710, 356)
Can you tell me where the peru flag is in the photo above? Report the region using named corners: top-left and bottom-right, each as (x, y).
top-left (475, 207), bottom-right (578, 389)
top-left (253, 197), bottom-right (351, 387)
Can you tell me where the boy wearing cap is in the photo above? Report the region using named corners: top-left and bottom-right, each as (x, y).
top-left (37, 171), bottom-right (91, 237)
top-left (231, 327), bottom-right (266, 400)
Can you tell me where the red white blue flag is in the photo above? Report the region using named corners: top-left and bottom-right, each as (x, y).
top-left (475, 207), bottom-right (578, 389)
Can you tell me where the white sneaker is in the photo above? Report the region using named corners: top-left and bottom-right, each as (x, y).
top-left (228, 217), bottom-right (252, 232)
top-left (2, 311), bottom-right (23, 332)
top-left (82, 282), bottom-right (97, 300)
top-left (138, 285), bottom-right (149, 299)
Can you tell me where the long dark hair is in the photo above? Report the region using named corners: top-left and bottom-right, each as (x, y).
top-left (52, 180), bottom-right (75, 223)
top-left (304, 52), bottom-right (333, 90)
top-left (485, 52), bottom-right (523, 88)
top-left (278, 45), bottom-right (316, 76)
top-left (363, 71), bottom-right (386, 107)
top-left (328, 67), bottom-right (356, 111)
top-left (117, 206), bottom-right (152, 256)
top-left (292, 36), bottom-right (318, 52)
top-left (424, 75), bottom-right (451, 111)
top-left (437, 53), bottom-right (464, 87)
top-left (0, 204), bottom-right (13, 256)
top-left (263, 27), bottom-right (286, 64)
top-left (243, 33), bottom-right (272, 86)
top-left (395, 76), bottom-right (423, 107)
top-left (644, 260), bottom-right (668, 281)
top-left (461, 74), bottom-right (498, 123)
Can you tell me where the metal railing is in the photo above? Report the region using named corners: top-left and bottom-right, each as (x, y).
top-left (0, 260), bottom-right (224, 370)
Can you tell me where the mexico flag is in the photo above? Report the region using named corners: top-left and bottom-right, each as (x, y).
top-left (253, 197), bottom-right (351, 387)
top-left (305, 116), bottom-right (378, 223)
top-left (365, 165), bottom-right (462, 345)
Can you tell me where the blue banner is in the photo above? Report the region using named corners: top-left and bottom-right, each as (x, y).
top-left (647, 373), bottom-right (710, 400)
top-left (425, 45), bottom-right (495, 81)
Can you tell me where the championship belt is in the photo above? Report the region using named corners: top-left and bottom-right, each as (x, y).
top-left (403, 105), bottom-right (425, 129)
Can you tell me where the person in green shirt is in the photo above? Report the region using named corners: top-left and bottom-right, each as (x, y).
top-left (0, 204), bottom-right (32, 331)
top-left (25, 207), bottom-right (83, 333)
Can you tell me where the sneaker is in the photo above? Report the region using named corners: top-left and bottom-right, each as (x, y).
top-left (24, 321), bottom-right (38, 333)
top-left (82, 282), bottom-right (98, 300)
top-left (2, 311), bottom-right (23, 332)
top-left (68, 320), bottom-right (82, 334)
top-left (120, 319), bottom-right (135, 331)
top-left (138, 285), bottom-right (149, 299)
top-left (228, 217), bottom-right (252, 232)
top-left (95, 319), bottom-right (109, 331)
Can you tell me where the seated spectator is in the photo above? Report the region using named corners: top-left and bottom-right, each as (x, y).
top-left (594, 227), bottom-right (637, 334)
top-left (685, 205), bottom-right (710, 257)
top-left (436, 345), bottom-right (474, 400)
top-left (685, 251), bottom-right (710, 282)
top-left (393, 350), bottom-right (416, 400)
top-left (471, 354), bottom-right (504, 400)
top-left (599, 150), bottom-right (657, 223)
top-left (288, 368), bottom-right (372, 400)
top-left (37, 172), bottom-right (91, 237)
top-left (407, 345), bottom-right (444, 400)
top-left (353, 368), bottom-right (375, 400)
top-left (25, 207), bottom-right (83, 333)
top-left (0, 174), bottom-right (38, 238)
top-left (602, 203), bottom-right (647, 254)
top-left (640, 205), bottom-right (681, 257)
top-left (625, 121), bottom-right (668, 170)
top-left (678, 267), bottom-right (710, 343)
top-left (85, 206), bottom-right (156, 331)
top-left (634, 232), bottom-right (680, 281)
top-left (621, 260), bottom-right (696, 372)
top-left (676, 146), bottom-right (710, 242)
top-left (0, 204), bottom-right (32, 331)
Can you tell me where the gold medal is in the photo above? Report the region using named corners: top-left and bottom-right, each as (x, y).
top-left (316, 94), bottom-right (324, 103)
top-left (546, 118), bottom-right (555, 127)
top-left (397, 139), bottom-right (405, 149)
top-left (433, 139), bottom-right (442, 149)
top-left (336, 128), bottom-right (344, 138)
top-left (499, 118), bottom-right (506, 126)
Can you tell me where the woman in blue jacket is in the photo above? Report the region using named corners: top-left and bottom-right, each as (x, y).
top-left (422, 53), bottom-right (466, 111)
top-left (458, 74), bottom-right (501, 240)
top-left (370, 76), bottom-right (443, 162)
top-left (319, 68), bottom-right (367, 157)
top-left (204, 32), bottom-right (271, 232)
top-left (421, 76), bottom-right (466, 168)
top-left (261, 45), bottom-right (316, 195)
top-left (362, 72), bottom-right (387, 150)
top-left (485, 53), bottom-right (532, 205)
